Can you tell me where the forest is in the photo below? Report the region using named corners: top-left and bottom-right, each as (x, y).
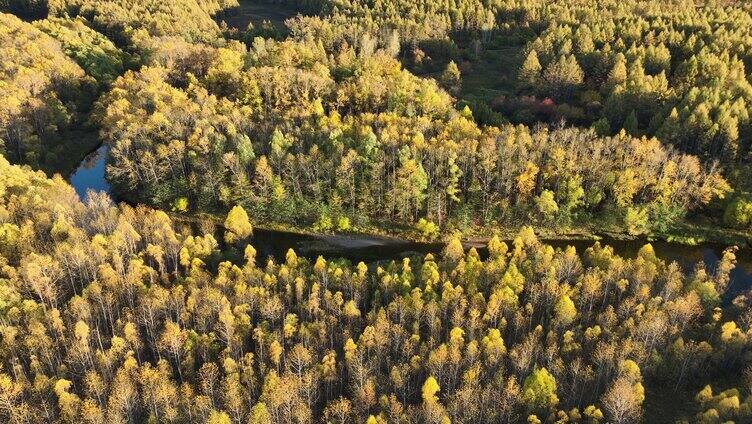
top-left (1, 0), bottom-right (752, 422)
top-left (0, 155), bottom-right (750, 423)
top-left (3, 0), bottom-right (750, 241)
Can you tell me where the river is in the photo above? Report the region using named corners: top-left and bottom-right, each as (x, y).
top-left (67, 146), bottom-right (752, 300)
top-left (69, 144), bottom-right (110, 200)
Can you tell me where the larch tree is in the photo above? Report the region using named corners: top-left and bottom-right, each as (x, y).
top-left (522, 368), bottom-right (559, 413)
top-left (518, 49), bottom-right (542, 89)
top-left (224, 205), bottom-right (253, 244)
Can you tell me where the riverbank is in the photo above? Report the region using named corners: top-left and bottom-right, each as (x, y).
top-left (166, 209), bottom-right (752, 305)
top-left (39, 129), bottom-right (101, 178)
top-left (81, 192), bottom-right (752, 297)
top-left (166, 209), bottom-right (752, 251)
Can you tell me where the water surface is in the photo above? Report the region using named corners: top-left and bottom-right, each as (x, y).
top-left (69, 145), bottom-right (110, 200)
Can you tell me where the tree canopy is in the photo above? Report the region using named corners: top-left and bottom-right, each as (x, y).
top-left (93, 38), bottom-right (729, 238)
top-left (0, 1), bottom-right (751, 421)
top-left (0, 12), bottom-right (93, 168)
top-left (0, 157), bottom-right (748, 422)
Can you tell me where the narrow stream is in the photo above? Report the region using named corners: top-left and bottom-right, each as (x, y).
top-left (68, 146), bottom-right (752, 299)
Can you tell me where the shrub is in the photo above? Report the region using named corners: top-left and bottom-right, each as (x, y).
top-left (416, 218), bottom-right (439, 239)
top-left (723, 193), bottom-right (752, 229)
top-left (336, 216), bottom-right (351, 231)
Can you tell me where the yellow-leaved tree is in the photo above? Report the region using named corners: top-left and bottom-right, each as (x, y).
top-left (224, 205), bottom-right (253, 244)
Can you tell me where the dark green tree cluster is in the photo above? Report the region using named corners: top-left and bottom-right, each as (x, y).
top-left (33, 16), bottom-right (129, 86)
top-left (0, 156), bottom-right (750, 423)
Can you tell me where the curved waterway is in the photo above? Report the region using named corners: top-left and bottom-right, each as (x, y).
top-left (68, 147), bottom-right (752, 299)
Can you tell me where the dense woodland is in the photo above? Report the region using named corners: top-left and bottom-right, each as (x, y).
top-left (2, 0), bottom-right (752, 238)
top-left (91, 37), bottom-right (728, 237)
top-left (1, 0), bottom-right (752, 422)
top-left (0, 156), bottom-right (750, 423)
top-left (0, 12), bottom-right (95, 170)
top-left (280, 0), bottom-right (752, 235)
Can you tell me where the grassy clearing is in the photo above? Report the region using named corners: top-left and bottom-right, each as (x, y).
top-left (459, 46), bottom-right (523, 104)
top-left (404, 42), bottom-right (524, 125)
top-left (407, 45), bottom-right (523, 104)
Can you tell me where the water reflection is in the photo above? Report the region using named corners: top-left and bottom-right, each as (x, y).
top-left (69, 145), bottom-right (110, 200)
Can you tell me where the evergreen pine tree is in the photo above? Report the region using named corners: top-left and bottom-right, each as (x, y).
top-left (623, 110), bottom-right (639, 135)
top-left (441, 60), bottom-right (461, 95)
top-left (606, 53), bottom-right (628, 92)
